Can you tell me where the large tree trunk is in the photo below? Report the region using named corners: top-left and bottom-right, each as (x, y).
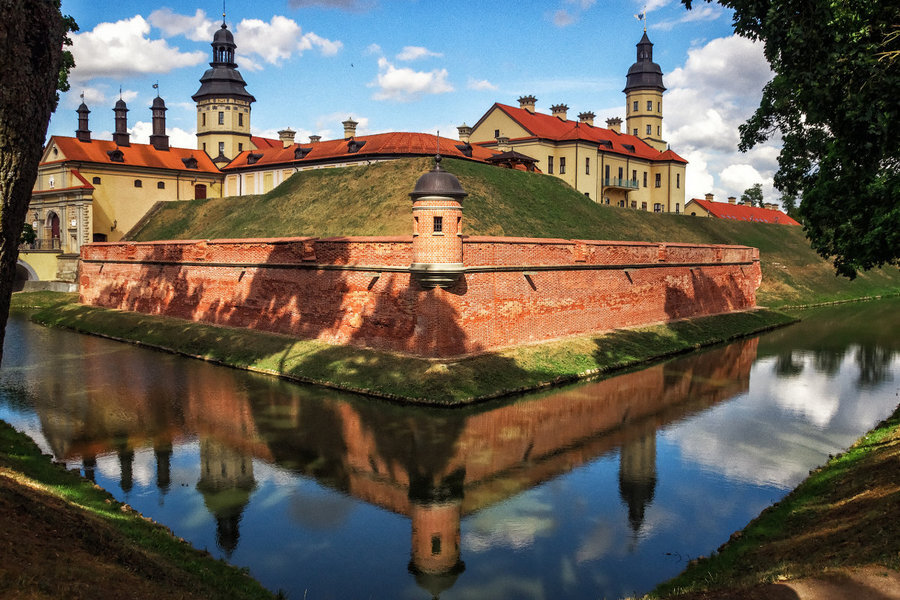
top-left (0, 1), bottom-right (67, 364)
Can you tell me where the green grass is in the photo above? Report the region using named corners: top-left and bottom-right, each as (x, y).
top-left (0, 420), bottom-right (276, 600)
top-left (127, 157), bottom-right (900, 307)
top-left (26, 295), bottom-right (795, 404)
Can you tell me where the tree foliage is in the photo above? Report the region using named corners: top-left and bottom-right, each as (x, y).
top-left (683, 0), bottom-right (900, 278)
top-left (740, 183), bottom-right (764, 207)
top-left (0, 0), bottom-right (75, 363)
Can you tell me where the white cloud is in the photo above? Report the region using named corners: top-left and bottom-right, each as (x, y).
top-left (467, 77), bottom-right (498, 91)
top-left (288, 0), bottom-right (375, 10)
top-left (365, 43), bottom-right (382, 55)
top-left (70, 16), bottom-right (206, 82)
top-left (148, 8), bottom-right (217, 42)
top-left (553, 9), bottom-right (576, 27)
top-left (129, 121), bottom-right (196, 149)
top-left (396, 46), bottom-right (442, 62)
top-left (654, 4), bottom-right (725, 31)
top-left (235, 16), bottom-right (343, 66)
top-left (312, 112), bottom-right (374, 139)
top-left (663, 35), bottom-right (780, 202)
top-left (552, 0), bottom-right (596, 27)
top-left (370, 57), bottom-right (453, 102)
top-left (641, 0), bottom-right (672, 12)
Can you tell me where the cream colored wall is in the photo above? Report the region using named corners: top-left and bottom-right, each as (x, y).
top-left (684, 200), bottom-right (712, 217)
top-left (196, 97), bottom-right (252, 159)
top-left (469, 108), bottom-right (531, 143)
top-left (18, 252), bottom-right (60, 281)
top-left (625, 89), bottom-right (666, 152)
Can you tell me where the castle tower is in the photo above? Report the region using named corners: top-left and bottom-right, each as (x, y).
top-left (408, 470), bottom-right (465, 598)
top-left (196, 437), bottom-right (256, 556)
top-left (409, 155), bottom-right (467, 289)
top-left (192, 20), bottom-right (255, 163)
top-left (624, 32), bottom-right (667, 152)
top-left (618, 431), bottom-right (657, 537)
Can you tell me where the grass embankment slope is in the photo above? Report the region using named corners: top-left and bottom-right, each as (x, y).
top-left (129, 157), bottom-right (900, 307)
top-left (0, 419), bottom-right (276, 600)
top-left (19, 291), bottom-right (794, 405)
top-left (649, 402), bottom-right (900, 600)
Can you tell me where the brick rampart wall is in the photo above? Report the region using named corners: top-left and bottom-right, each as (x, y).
top-left (79, 236), bottom-right (761, 358)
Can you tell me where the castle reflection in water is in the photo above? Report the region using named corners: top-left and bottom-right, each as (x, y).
top-left (32, 338), bottom-right (757, 596)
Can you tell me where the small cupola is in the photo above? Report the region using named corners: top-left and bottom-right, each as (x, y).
top-left (149, 95), bottom-right (169, 151)
top-left (550, 104), bottom-right (569, 121)
top-left (342, 117), bottom-right (358, 139)
top-left (113, 98), bottom-right (130, 147)
top-left (76, 99), bottom-right (91, 142)
top-left (578, 111), bottom-right (595, 126)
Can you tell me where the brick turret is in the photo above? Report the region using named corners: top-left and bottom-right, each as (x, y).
top-left (409, 155), bottom-right (467, 289)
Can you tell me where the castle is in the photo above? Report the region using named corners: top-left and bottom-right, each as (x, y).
top-left (19, 20), bottom-right (687, 288)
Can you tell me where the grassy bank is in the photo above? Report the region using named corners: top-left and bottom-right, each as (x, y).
top-left (651, 402), bottom-right (900, 598)
top-left (0, 419), bottom-right (277, 600)
top-left (17, 292), bottom-right (795, 405)
top-left (128, 157), bottom-right (900, 307)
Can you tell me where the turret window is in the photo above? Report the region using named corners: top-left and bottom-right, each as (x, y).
top-left (433, 216), bottom-right (443, 234)
top-left (238, 113), bottom-right (243, 127)
top-left (647, 101), bottom-right (653, 111)
top-left (585, 157), bottom-right (590, 175)
top-left (633, 128), bottom-right (638, 136)
top-left (202, 113), bottom-right (206, 126)
top-left (658, 102), bottom-right (661, 112)
top-left (633, 101), bottom-right (638, 112)
top-left (218, 112), bottom-right (224, 125)
top-left (646, 124), bottom-right (652, 135)
top-left (676, 173), bottom-right (681, 188)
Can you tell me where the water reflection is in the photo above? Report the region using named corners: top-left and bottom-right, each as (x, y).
top-left (2, 297), bottom-right (898, 599)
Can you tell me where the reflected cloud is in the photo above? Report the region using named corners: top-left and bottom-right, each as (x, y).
top-left (463, 495), bottom-right (556, 553)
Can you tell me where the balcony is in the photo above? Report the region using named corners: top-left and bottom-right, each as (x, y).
top-left (602, 177), bottom-right (639, 190)
top-left (20, 238), bottom-right (62, 251)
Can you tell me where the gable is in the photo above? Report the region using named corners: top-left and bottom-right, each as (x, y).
top-left (469, 105), bottom-right (532, 143)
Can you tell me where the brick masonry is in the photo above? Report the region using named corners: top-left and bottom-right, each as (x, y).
top-left (79, 236), bottom-right (761, 358)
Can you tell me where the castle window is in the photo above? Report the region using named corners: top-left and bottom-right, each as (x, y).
top-left (182, 156), bottom-right (199, 169)
top-left (643, 171), bottom-right (647, 187)
top-left (632, 169), bottom-right (637, 184)
top-left (218, 142), bottom-right (225, 156)
top-left (92, 176), bottom-right (101, 185)
top-left (676, 173), bottom-right (681, 188)
top-left (646, 124), bottom-right (652, 135)
top-left (157, 181), bottom-right (165, 189)
top-left (413, 216), bottom-right (419, 236)
top-left (238, 113), bottom-right (243, 127)
top-left (633, 101), bottom-right (638, 112)
top-left (431, 535), bottom-right (441, 556)
top-left (559, 157), bottom-right (566, 174)
top-left (655, 173), bottom-right (661, 188)
top-left (633, 128), bottom-right (638, 136)
top-left (647, 100), bottom-right (653, 111)
top-left (202, 113), bottom-right (206, 126)
top-left (675, 203), bottom-right (680, 213)
top-left (433, 216), bottom-right (443, 234)
top-left (658, 102), bottom-right (661, 112)
top-left (585, 157), bottom-right (590, 175)
top-left (547, 156), bottom-right (553, 174)
top-left (618, 200), bottom-right (625, 207)
top-left (658, 126), bottom-right (661, 136)
top-left (631, 200), bottom-right (637, 209)
top-left (618, 166), bottom-right (623, 179)
top-left (246, 152), bottom-right (263, 165)
top-left (134, 179), bottom-right (142, 188)
top-left (218, 112), bottom-right (224, 125)
top-left (654, 203), bottom-right (663, 213)
top-left (605, 165), bottom-right (610, 180)
top-left (494, 129), bottom-right (500, 138)
top-left (107, 149), bottom-right (125, 162)
top-left (642, 202), bottom-right (648, 211)
top-left (238, 143), bottom-right (243, 152)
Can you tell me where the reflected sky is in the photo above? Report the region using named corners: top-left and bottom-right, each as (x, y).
top-left (1, 297), bottom-right (898, 599)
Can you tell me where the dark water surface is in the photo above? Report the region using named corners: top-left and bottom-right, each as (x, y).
top-left (1, 298), bottom-right (898, 599)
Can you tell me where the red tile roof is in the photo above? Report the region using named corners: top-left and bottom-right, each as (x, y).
top-left (476, 103), bottom-right (688, 164)
top-left (688, 198), bottom-right (801, 226)
top-left (49, 136), bottom-right (220, 173)
top-left (223, 132), bottom-right (497, 171)
top-left (250, 136), bottom-right (282, 149)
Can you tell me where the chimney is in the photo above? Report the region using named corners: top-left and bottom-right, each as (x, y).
top-left (457, 123), bottom-right (473, 144)
top-left (342, 117), bottom-right (358, 139)
top-left (149, 96), bottom-right (169, 151)
top-left (496, 136), bottom-right (510, 152)
top-left (606, 117), bottom-right (622, 134)
top-left (76, 101), bottom-right (91, 142)
top-left (578, 111), bottom-right (595, 127)
top-left (112, 98), bottom-right (130, 146)
top-left (278, 128), bottom-right (296, 148)
top-left (308, 134), bottom-right (321, 144)
top-left (705, 193), bottom-right (715, 202)
top-left (728, 196), bottom-right (737, 204)
top-left (517, 95), bottom-right (537, 114)
top-left (764, 202), bottom-right (778, 210)
top-left (550, 104), bottom-right (569, 121)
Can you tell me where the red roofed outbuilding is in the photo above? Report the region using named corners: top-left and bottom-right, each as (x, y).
top-left (685, 198), bottom-right (801, 226)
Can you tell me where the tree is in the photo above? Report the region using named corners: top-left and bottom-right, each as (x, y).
top-left (0, 1), bottom-right (75, 363)
top-left (779, 192), bottom-right (800, 222)
top-left (683, 0), bottom-right (900, 278)
top-left (740, 183), bottom-right (764, 207)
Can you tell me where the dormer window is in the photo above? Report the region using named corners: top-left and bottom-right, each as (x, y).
top-left (246, 152), bottom-right (263, 165)
top-left (294, 147), bottom-right (312, 160)
top-left (181, 156), bottom-right (199, 169)
top-left (347, 139), bottom-right (366, 153)
top-left (623, 144), bottom-right (636, 154)
top-left (455, 143), bottom-right (473, 158)
top-left (107, 149), bottom-right (125, 162)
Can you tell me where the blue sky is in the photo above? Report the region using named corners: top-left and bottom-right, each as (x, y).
top-left (51, 0), bottom-right (783, 204)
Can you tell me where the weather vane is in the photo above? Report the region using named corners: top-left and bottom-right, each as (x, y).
top-left (152, 81), bottom-right (159, 96)
top-left (634, 9), bottom-right (647, 32)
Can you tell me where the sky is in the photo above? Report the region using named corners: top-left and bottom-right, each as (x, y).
top-left (50, 0), bottom-right (784, 205)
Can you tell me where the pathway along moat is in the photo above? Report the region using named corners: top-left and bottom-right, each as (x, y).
top-left (1, 298), bottom-right (898, 600)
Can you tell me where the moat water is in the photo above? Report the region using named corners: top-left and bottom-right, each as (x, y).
top-left (1, 298), bottom-right (898, 599)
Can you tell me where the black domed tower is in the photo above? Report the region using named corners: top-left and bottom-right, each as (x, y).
top-left (192, 19), bottom-right (255, 162)
top-left (624, 31), bottom-right (667, 151)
